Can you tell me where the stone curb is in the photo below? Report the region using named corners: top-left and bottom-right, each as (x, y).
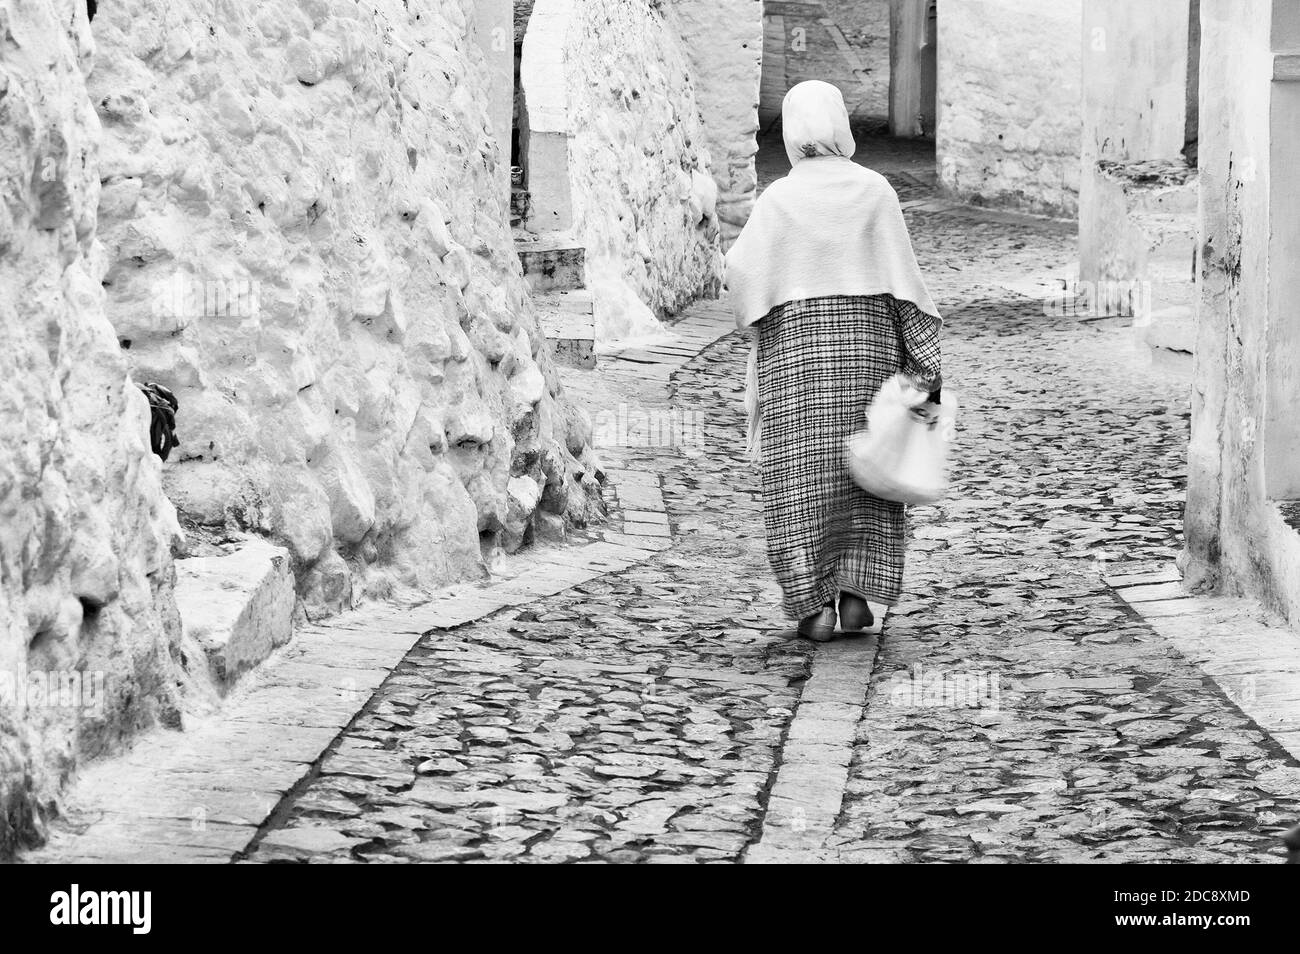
top-left (1108, 569), bottom-right (1300, 761)
top-left (744, 633), bottom-right (881, 864)
top-left (20, 529), bottom-right (666, 863)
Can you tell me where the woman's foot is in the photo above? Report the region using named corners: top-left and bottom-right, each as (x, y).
top-left (838, 593), bottom-right (874, 634)
top-left (797, 604), bottom-right (837, 642)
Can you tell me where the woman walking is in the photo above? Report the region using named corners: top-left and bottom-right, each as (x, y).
top-left (726, 81), bottom-right (943, 642)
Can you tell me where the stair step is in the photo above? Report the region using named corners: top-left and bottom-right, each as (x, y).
top-left (535, 291), bottom-right (596, 370)
top-left (540, 287), bottom-right (594, 315)
top-left (174, 540), bottom-right (295, 693)
top-left (1142, 306), bottom-right (1195, 355)
top-left (516, 234), bottom-right (586, 294)
top-left (510, 187), bottom-right (530, 228)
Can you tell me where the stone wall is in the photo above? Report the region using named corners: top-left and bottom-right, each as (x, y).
top-left (937, 0), bottom-right (1083, 217)
top-left (89, 0), bottom-right (601, 617)
top-left (0, 0), bottom-right (182, 854)
top-left (564, 0), bottom-right (723, 340)
top-left (824, 0), bottom-right (892, 119)
top-left (1078, 0), bottom-right (1196, 337)
top-left (1186, 0), bottom-right (1300, 626)
top-left (760, 1), bottom-right (891, 128)
top-left (663, 0), bottom-right (763, 246)
top-left (1083, 161), bottom-right (1198, 336)
top-left (472, 0), bottom-right (516, 199)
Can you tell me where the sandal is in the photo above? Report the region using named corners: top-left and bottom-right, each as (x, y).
top-left (797, 604), bottom-right (837, 642)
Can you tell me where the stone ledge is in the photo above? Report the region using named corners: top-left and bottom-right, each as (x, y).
top-left (516, 233), bottom-right (586, 294)
top-left (174, 539), bottom-right (295, 692)
top-left (745, 634), bottom-right (881, 863)
top-left (535, 290), bottom-right (596, 369)
top-left (1109, 572), bottom-right (1300, 762)
top-left (1096, 157), bottom-right (1198, 191)
top-left (1273, 53), bottom-right (1300, 82)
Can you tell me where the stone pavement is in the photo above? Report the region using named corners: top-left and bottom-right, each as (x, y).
top-left (20, 305), bottom-right (742, 864)
top-left (755, 164), bottom-right (1300, 863)
top-left (241, 302), bottom-right (820, 863)
top-left (811, 264), bottom-right (1300, 864)
top-left (236, 154), bottom-right (1299, 864)
top-left (24, 138), bottom-right (1300, 865)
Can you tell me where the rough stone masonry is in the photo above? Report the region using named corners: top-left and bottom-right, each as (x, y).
top-left (0, 0), bottom-right (764, 859)
top-left (90, 0), bottom-right (604, 615)
top-left (0, 0), bottom-right (619, 854)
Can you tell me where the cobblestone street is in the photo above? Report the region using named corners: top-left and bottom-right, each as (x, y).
top-left (836, 214), bottom-right (1300, 864)
top-left (233, 140), bottom-right (1300, 864)
top-left (11, 0), bottom-right (1300, 897)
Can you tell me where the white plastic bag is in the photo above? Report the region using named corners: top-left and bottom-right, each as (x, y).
top-left (846, 374), bottom-right (957, 505)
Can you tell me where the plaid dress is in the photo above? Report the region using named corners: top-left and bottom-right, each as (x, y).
top-left (756, 294), bottom-right (942, 620)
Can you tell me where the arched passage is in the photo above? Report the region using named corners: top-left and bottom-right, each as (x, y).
top-left (759, 1), bottom-right (894, 131)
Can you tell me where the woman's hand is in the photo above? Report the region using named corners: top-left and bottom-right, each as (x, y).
top-left (906, 370), bottom-right (942, 395)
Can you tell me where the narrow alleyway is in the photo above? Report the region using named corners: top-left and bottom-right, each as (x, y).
top-left (237, 136), bottom-right (1300, 864)
top-left (14, 0), bottom-right (1300, 883)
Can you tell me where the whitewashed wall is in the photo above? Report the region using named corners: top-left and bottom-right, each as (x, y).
top-left (562, 0), bottom-right (724, 340)
top-left (0, 0), bottom-right (605, 851)
top-left (1078, 0), bottom-right (1195, 300)
top-left (1186, 0), bottom-right (1300, 627)
top-left (90, 0), bottom-right (601, 619)
top-left (665, 0), bottom-right (764, 245)
top-left (0, 0), bottom-right (182, 855)
top-left (937, 0), bottom-right (1083, 217)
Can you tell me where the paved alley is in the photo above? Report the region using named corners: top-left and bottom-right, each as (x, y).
top-left (13, 0), bottom-right (1300, 888)
top-left (230, 139), bottom-right (1300, 864)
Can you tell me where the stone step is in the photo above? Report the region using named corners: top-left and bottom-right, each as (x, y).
top-left (1142, 305), bottom-right (1195, 355)
top-left (516, 233), bottom-right (586, 294)
top-left (510, 187), bottom-right (530, 229)
top-left (173, 539), bottom-right (296, 693)
top-left (535, 289), bottom-right (596, 369)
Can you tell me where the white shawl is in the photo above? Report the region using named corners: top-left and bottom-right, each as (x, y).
top-left (725, 81), bottom-right (941, 457)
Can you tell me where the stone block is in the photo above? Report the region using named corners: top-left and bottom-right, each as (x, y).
top-left (516, 234), bottom-right (587, 293)
top-left (1142, 306), bottom-right (1196, 358)
top-left (535, 289), bottom-right (596, 369)
top-left (175, 540), bottom-right (296, 691)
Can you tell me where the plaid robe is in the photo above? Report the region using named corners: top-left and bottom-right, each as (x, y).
top-left (756, 294), bottom-right (942, 620)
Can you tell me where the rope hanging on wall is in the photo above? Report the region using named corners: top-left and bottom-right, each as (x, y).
top-left (138, 383), bottom-right (179, 461)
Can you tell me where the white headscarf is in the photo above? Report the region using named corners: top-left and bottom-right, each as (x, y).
top-left (727, 81), bottom-right (941, 459)
top-left (781, 80), bottom-right (857, 167)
